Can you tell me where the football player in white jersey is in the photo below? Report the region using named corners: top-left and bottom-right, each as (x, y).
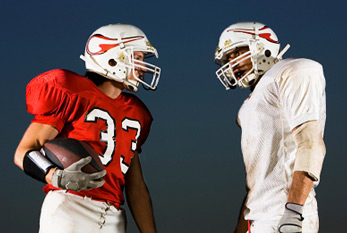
top-left (214, 22), bottom-right (326, 233)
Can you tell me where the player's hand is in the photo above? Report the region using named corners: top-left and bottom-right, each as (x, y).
top-left (51, 156), bottom-right (107, 191)
top-left (278, 202), bottom-right (304, 233)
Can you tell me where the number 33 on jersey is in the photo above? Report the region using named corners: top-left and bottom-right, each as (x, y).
top-left (26, 69), bottom-right (152, 205)
top-left (85, 108), bottom-right (142, 174)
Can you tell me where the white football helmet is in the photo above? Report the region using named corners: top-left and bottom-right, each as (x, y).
top-left (81, 24), bottom-right (161, 92)
top-left (215, 22), bottom-right (289, 89)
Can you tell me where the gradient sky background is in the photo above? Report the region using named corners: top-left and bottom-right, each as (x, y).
top-left (1, 0), bottom-right (346, 232)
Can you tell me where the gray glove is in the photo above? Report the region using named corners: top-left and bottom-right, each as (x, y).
top-left (52, 156), bottom-right (107, 191)
top-left (278, 202), bottom-right (304, 233)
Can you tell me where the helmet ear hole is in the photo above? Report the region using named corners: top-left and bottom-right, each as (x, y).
top-left (265, 50), bottom-right (271, 57)
top-left (108, 59), bottom-right (117, 67)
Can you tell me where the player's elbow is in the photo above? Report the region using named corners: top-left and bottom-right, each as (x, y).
top-left (14, 149), bottom-right (24, 170)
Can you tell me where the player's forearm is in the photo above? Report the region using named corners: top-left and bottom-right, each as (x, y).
top-left (14, 123), bottom-right (58, 169)
top-left (279, 172), bottom-right (311, 232)
top-left (234, 215), bottom-right (248, 233)
top-left (288, 121), bottom-right (324, 204)
top-left (126, 185), bottom-right (157, 233)
top-left (287, 171), bottom-right (313, 205)
top-left (125, 152), bottom-right (157, 232)
top-left (234, 195), bottom-right (248, 233)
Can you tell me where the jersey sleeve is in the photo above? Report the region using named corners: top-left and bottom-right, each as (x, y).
top-left (26, 70), bottom-right (88, 132)
top-left (137, 113), bottom-right (152, 154)
top-left (277, 59), bottom-right (326, 130)
top-left (126, 94), bottom-right (153, 154)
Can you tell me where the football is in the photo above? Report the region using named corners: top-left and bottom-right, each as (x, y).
top-left (43, 138), bottom-right (104, 173)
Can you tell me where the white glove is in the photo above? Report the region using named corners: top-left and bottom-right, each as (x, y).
top-left (52, 156), bottom-right (107, 191)
top-left (278, 202), bottom-right (304, 233)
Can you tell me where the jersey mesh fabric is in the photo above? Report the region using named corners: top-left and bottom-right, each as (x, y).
top-left (26, 69), bottom-right (153, 207)
top-left (237, 58), bottom-right (326, 221)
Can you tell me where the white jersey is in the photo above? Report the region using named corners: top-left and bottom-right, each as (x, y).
top-left (237, 58), bottom-right (326, 221)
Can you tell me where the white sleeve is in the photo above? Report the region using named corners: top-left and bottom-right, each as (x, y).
top-left (277, 59), bottom-right (326, 130)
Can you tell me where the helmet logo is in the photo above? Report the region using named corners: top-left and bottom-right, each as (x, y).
top-left (229, 26), bottom-right (279, 44)
top-left (145, 41), bottom-right (155, 51)
top-left (224, 39), bottom-right (232, 47)
top-left (87, 35), bottom-right (144, 55)
top-left (215, 46), bottom-right (221, 55)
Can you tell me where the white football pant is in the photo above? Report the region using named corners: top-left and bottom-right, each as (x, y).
top-left (39, 190), bottom-right (126, 233)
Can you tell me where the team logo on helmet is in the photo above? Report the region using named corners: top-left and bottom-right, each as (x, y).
top-left (145, 41), bottom-right (155, 52)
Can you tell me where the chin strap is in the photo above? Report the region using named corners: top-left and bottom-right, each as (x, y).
top-left (81, 51), bottom-right (140, 92)
top-left (80, 54), bottom-right (126, 84)
top-left (247, 43), bottom-right (290, 87)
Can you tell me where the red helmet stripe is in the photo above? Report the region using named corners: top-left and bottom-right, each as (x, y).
top-left (231, 26), bottom-right (279, 44)
top-left (87, 35), bottom-right (144, 55)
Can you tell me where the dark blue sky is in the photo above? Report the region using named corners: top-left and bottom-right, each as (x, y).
top-left (1, 1), bottom-right (346, 232)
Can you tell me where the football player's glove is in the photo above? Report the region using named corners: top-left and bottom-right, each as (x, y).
top-left (278, 202), bottom-right (304, 233)
top-left (51, 156), bottom-right (107, 191)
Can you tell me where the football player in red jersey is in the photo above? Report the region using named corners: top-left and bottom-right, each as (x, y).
top-left (14, 24), bottom-right (161, 233)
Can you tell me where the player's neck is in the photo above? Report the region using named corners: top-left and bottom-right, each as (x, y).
top-left (98, 80), bottom-right (124, 99)
top-left (250, 75), bottom-right (263, 92)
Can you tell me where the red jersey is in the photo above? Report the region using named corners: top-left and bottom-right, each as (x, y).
top-left (26, 69), bottom-right (153, 207)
